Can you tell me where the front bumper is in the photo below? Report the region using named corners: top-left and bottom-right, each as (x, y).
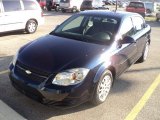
top-left (9, 66), bottom-right (92, 107)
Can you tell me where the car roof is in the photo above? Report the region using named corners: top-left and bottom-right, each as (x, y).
top-left (79, 10), bottom-right (140, 19)
top-left (129, 1), bottom-right (144, 3)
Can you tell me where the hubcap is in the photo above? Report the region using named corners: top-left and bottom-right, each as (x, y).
top-left (28, 22), bottom-right (36, 33)
top-left (72, 8), bottom-right (76, 13)
top-left (144, 42), bottom-right (149, 60)
top-left (97, 75), bottom-right (112, 102)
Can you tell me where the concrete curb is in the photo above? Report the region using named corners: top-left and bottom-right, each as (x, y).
top-left (0, 100), bottom-right (26, 120)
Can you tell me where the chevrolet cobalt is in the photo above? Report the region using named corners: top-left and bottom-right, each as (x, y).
top-left (9, 10), bottom-right (151, 107)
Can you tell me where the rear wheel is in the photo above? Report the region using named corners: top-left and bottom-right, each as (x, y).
top-left (47, 6), bottom-right (52, 11)
top-left (91, 70), bottom-right (113, 105)
top-left (55, 6), bottom-right (59, 12)
top-left (62, 9), bottom-right (66, 13)
top-left (25, 20), bottom-right (37, 34)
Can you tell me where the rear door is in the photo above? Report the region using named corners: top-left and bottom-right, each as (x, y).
top-left (2, 0), bottom-right (24, 32)
top-left (131, 16), bottom-right (148, 59)
top-left (114, 17), bottom-right (138, 75)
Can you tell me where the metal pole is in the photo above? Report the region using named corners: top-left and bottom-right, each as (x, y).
top-left (115, 0), bottom-right (118, 11)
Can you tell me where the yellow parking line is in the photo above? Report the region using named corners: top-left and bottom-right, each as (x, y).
top-left (0, 70), bottom-right (9, 75)
top-left (124, 74), bottom-right (160, 120)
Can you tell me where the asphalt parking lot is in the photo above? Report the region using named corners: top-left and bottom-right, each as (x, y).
top-left (0, 11), bottom-right (160, 120)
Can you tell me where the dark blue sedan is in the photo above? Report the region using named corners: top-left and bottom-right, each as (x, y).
top-left (9, 10), bottom-right (151, 107)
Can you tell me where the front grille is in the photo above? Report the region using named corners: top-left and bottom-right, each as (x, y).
top-left (11, 79), bottom-right (44, 103)
top-left (16, 61), bottom-right (50, 76)
top-left (15, 61), bottom-right (50, 84)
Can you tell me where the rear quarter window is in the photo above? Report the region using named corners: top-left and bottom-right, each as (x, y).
top-left (2, 0), bottom-right (22, 12)
top-left (23, 1), bottom-right (39, 10)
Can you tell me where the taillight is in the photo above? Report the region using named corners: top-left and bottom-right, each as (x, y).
top-left (139, 8), bottom-right (145, 12)
top-left (126, 7), bottom-right (131, 11)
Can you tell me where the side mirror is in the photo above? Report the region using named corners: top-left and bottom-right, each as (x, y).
top-left (121, 36), bottom-right (136, 44)
top-left (144, 23), bottom-right (147, 28)
top-left (55, 25), bottom-right (59, 30)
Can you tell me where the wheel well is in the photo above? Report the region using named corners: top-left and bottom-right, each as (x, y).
top-left (73, 6), bottom-right (77, 9)
top-left (148, 38), bottom-right (151, 45)
top-left (147, 34), bottom-right (151, 45)
top-left (148, 39), bottom-right (151, 45)
top-left (107, 66), bottom-right (116, 84)
top-left (26, 19), bottom-right (38, 26)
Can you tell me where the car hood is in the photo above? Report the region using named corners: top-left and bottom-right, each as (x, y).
top-left (18, 35), bottom-right (109, 73)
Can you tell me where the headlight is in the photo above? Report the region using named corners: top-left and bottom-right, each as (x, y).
top-left (52, 68), bottom-right (90, 86)
top-left (12, 52), bottom-right (18, 66)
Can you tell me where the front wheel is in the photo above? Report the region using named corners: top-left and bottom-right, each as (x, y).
top-left (91, 70), bottom-right (113, 105)
top-left (25, 20), bottom-right (37, 34)
top-left (61, 9), bottom-right (66, 13)
top-left (72, 7), bottom-right (77, 13)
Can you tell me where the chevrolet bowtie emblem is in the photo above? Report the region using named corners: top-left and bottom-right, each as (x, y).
top-left (25, 70), bottom-right (32, 75)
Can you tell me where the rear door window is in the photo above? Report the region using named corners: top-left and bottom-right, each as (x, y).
top-left (23, 1), bottom-right (38, 10)
top-left (2, 0), bottom-right (22, 12)
top-left (132, 16), bottom-right (145, 33)
top-left (120, 17), bottom-right (135, 37)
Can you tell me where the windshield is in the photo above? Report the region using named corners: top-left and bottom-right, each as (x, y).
top-left (82, 1), bottom-right (92, 6)
top-left (51, 15), bottom-right (120, 45)
top-left (60, 0), bottom-right (70, 3)
top-left (129, 2), bottom-right (144, 8)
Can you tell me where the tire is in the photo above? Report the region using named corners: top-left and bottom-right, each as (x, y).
top-left (146, 9), bottom-right (151, 14)
top-left (55, 6), bottom-right (59, 12)
top-left (142, 13), bottom-right (145, 18)
top-left (138, 42), bottom-right (149, 63)
top-left (47, 6), bottom-right (52, 11)
top-left (72, 7), bottom-right (77, 13)
top-left (91, 70), bottom-right (113, 105)
top-left (25, 20), bottom-right (37, 34)
top-left (61, 9), bottom-right (66, 13)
